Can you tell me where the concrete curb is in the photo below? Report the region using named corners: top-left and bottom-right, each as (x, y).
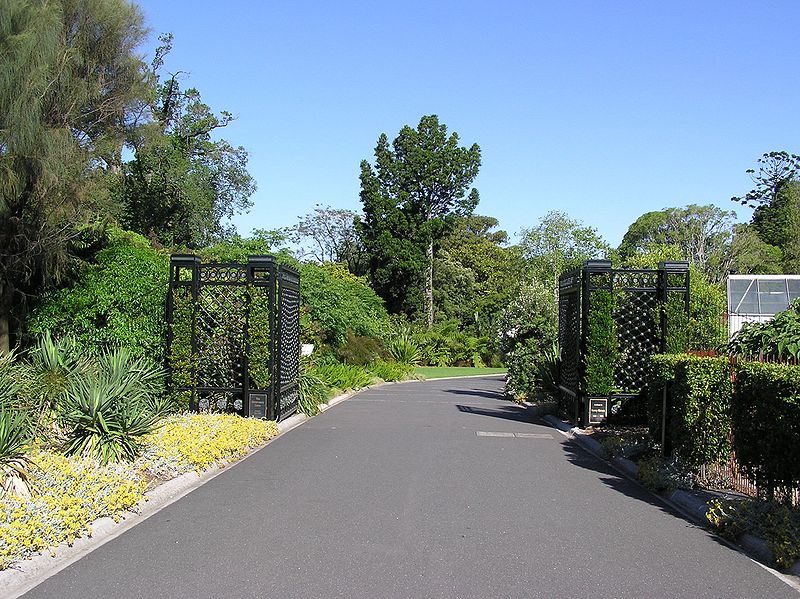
top-left (543, 414), bottom-right (800, 579)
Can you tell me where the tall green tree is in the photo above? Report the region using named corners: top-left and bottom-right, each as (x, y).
top-left (116, 34), bottom-right (256, 247)
top-left (439, 215), bottom-right (523, 334)
top-left (618, 204), bottom-right (736, 283)
top-left (520, 211), bottom-right (609, 301)
top-left (0, 0), bottom-right (148, 353)
top-left (357, 115), bottom-right (481, 325)
top-left (732, 151), bottom-right (800, 274)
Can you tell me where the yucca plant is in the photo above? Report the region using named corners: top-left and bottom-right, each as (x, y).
top-left (0, 356), bottom-right (33, 496)
top-left (26, 333), bottom-right (90, 432)
top-left (59, 349), bottom-right (172, 464)
top-left (387, 333), bottom-right (422, 366)
top-left (0, 409), bottom-right (32, 497)
top-left (536, 341), bottom-right (561, 397)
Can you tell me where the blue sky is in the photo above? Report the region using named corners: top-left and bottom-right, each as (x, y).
top-left (133, 0), bottom-right (800, 247)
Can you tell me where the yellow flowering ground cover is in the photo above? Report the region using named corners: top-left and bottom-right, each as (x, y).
top-left (0, 452), bottom-right (146, 569)
top-left (137, 414), bottom-right (279, 478)
top-left (1, 414), bottom-right (279, 570)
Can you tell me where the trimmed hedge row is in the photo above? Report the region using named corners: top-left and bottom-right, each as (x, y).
top-left (647, 354), bottom-right (731, 472)
top-left (649, 354), bottom-right (800, 501)
top-left (732, 361), bottom-right (800, 501)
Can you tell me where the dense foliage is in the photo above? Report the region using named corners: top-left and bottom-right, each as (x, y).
top-left (27, 228), bottom-right (169, 359)
top-left (584, 290), bottom-right (618, 396)
top-left (498, 280), bottom-right (557, 399)
top-left (732, 361), bottom-right (800, 502)
top-left (726, 299), bottom-right (800, 360)
top-left (647, 354), bottom-right (732, 473)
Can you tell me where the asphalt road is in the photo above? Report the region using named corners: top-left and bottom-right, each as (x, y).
top-left (22, 376), bottom-right (798, 598)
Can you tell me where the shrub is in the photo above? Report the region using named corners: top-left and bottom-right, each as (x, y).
top-left (707, 499), bottom-right (800, 569)
top-left (646, 354), bottom-right (731, 473)
top-left (58, 349), bottom-right (172, 464)
top-left (27, 228), bottom-right (169, 360)
top-left (311, 363), bottom-right (372, 391)
top-left (298, 262), bottom-right (390, 346)
top-left (584, 289), bottom-right (618, 395)
top-left (386, 333), bottom-right (422, 366)
top-left (368, 361), bottom-right (412, 382)
top-left (732, 361), bottom-right (800, 502)
top-left (335, 332), bottom-right (386, 366)
top-left (498, 280), bottom-right (557, 399)
top-left (637, 454), bottom-right (693, 493)
top-left (726, 299), bottom-right (800, 360)
top-left (137, 413), bottom-right (278, 477)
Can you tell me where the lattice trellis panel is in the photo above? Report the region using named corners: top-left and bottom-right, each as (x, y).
top-left (165, 255), bottom-right (300, 421)
top-left (557, 261), bottom-right (690, 427)
top-left (613, 271), bottom-right (660, 394)
top-left (558, 285), bottom-right (581, 395)
top-left (277, 267), bottom-right (301, 418)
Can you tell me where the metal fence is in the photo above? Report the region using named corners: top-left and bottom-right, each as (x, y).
top-left (558, 260), bottom-right (690, 427)
top-left (165, 255), bottom-right (300, 421)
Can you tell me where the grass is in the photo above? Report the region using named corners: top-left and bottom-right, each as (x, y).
top-left (414, 367), bottom-right (507, 379)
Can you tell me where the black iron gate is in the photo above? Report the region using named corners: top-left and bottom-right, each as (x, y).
top-left (558, 260), bottom-right (690, 427)
top-left (165, 255), bottom-right (301, 421)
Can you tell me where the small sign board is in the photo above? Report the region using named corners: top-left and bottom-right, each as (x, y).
top-left (248, 393), bottom-right (267, 419)
top-left (589, 398), bottom-right (608, 424)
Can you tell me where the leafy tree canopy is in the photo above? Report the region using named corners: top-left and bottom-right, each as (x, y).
top-left (618, 204), bottom-right (736, 283)
top-left (0, 0), bottom-right (149, 352)
top-left (520, 211), bottom-right (609, 299)
top-left (357, 115), bottom-right (481, 324)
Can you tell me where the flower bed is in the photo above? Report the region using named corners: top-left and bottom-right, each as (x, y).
top-left (137, 413), bottom-right (279, 478)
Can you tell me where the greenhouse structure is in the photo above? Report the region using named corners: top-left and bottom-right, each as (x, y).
top-left (727, 274), bottom-right (800, 337)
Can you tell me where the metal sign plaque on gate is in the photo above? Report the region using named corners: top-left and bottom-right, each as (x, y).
top-left (248, 393), bottom-right (267, 419)
top-left (589, 398), bottom-right (608, 424)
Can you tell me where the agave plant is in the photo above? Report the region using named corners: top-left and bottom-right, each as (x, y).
top-left (0, 355), bottom-right (33, 496)
top-left (0, 409), bottom-right (32, 497)
top-left (59, 349), bottom-right (172, 464)
top-left (26, 333), bottom-right (90, 431)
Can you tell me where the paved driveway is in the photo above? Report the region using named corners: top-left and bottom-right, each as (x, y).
top-left (22, 376), bottom-right (798, 598)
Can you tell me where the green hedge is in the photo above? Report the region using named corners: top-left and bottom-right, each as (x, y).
top-left (732, 361), bottom-right (800, 501)
top-left (647, 354), bottom-right (731, 472)
top-left (584, 289), bottom-right (617, 395)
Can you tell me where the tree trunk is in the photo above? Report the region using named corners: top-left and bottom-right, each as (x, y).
top-left (0, 313), bottom-right (9, 356)
top-left (426, 239), bottom-right (434, 329)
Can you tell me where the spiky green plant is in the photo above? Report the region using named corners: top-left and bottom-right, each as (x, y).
top-left (0, 409), bottom-right (32, 497)
top-left (297, 359), bottom-right (329, 417)
top-left (25, 333), bottom-right (90, 430)
top-left (387, 333), bottom-right (422, 366)
top-left (59, 349), bottom-right (172, 464)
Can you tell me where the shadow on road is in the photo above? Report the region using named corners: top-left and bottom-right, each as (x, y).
top-left (556, 441), bottom-right (740, 556)
top-left (444, 388), bottom-right (506, 401)
top-left (455, 404), bottom-right (533, 423)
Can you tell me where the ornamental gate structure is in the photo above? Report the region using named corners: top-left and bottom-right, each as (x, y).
top-left (558, 260), bottom-right (690, 427)
top-left (165, 255), bottom-right (300, 421)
